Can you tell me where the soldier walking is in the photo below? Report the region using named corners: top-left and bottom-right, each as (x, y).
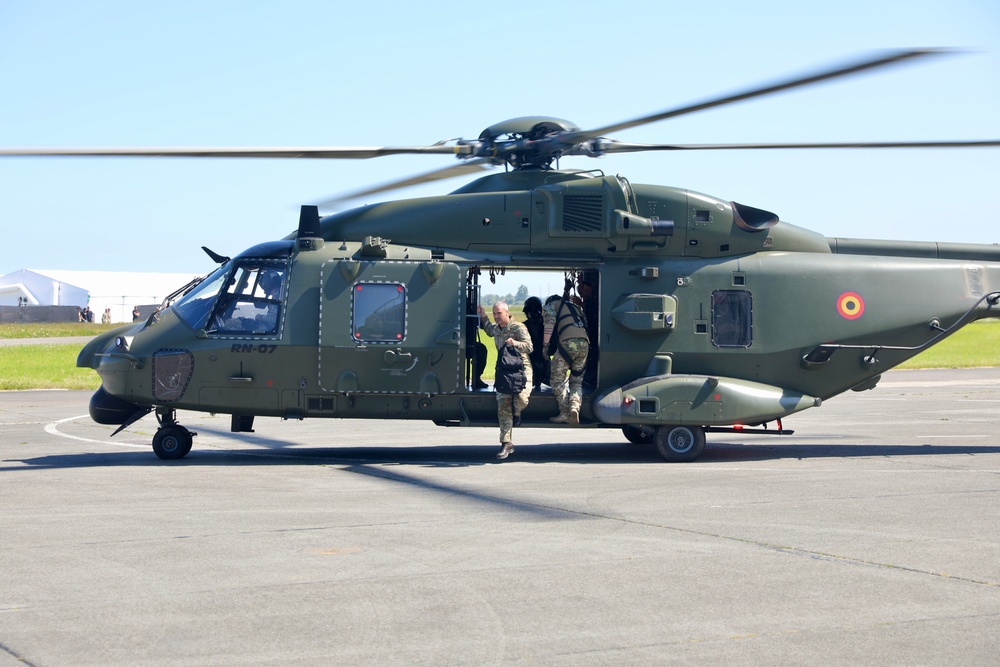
top-left (543, 293), bottom-right (589, 425)
top-left (478, 301), bottom-right (533, 460)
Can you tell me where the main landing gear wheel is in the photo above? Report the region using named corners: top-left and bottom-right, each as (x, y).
top-left (654, 425), bottom-right (706, 462)
top-left (622, 425), bottom-right (654, 445)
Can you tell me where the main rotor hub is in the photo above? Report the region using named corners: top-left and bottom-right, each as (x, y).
top-left (477, 116), bottom-right (582, 170)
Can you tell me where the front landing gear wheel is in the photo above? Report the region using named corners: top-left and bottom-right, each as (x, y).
top-left (654, 425), bottom-right (706, 462)
top-left (622, 425), bottom-right (653, 445)
top-left (152, 425), bottom-right (193, 460)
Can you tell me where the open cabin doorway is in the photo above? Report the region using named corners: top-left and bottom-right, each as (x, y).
top-left (464, 267), bottom-right (599, 392)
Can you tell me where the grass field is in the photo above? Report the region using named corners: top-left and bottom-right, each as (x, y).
top-left (0, 343), bottom-right (100, 390)
top-left (0, 322), bottom-right (119, 338)
top-left (476, 319), bottom-right (1000, 380)
top-left (897, 320), bottom-right (1000, 369)
top-left (2, 320), bottom-right (997, 391)
top-left (0, 322), bottom-right (120, 390)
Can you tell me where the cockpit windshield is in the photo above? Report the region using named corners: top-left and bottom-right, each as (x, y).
top-left (172, 264), bottom-right (230, 330)
top-left (172, 260), bottom-right (288, 335)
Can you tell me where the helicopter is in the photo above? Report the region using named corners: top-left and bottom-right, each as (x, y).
top-left (3, 48), bottom-right (999, 462)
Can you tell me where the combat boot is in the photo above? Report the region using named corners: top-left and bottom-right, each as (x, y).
top-left (496, 442), bottom-right (515, 460)
top-left (549, 413), bottom-right (569, 424)
top-left (568, 409), bottom-right (580, 426)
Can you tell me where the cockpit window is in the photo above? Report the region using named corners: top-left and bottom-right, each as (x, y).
top-left (171, 265), bottom-right (230, 330)
top-left (711, 290), bottom-right (752, 348)
top-left (207, 262), bottom-right (287, 336)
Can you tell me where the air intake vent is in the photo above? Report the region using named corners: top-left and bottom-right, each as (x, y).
top-left (307, 397), bottom-right (335, 411)
top-left (562, 194), bottom-right (604, 233)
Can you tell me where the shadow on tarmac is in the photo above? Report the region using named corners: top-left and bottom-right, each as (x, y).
top-left (6, 439), bottom-right (1000, 471)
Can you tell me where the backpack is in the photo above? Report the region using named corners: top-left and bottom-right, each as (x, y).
top-left (494, 343), bottom-right (526, 395)
top-left (546, 298), bottom-right (588, 367)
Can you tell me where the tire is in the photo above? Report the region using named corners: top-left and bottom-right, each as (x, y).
top-left (622, 425), bottom-right (653, 445)
top-left (654, 425), bottom-right (706, 462)
top-left (152, 425), bottom-right (193, 460)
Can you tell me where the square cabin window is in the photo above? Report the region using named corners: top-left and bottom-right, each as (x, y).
top-left (711, 290), bottom-right (752, 348)
top-left (352, 282), bottom-right (406, 342)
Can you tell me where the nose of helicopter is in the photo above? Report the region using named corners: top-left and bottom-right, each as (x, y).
top-left (77, 327), bottom-right (126, 370)
top-left (77, 327), bottom-right (149, 425)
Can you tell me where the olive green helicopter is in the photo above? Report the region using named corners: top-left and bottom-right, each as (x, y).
top-left (4, 48), bottom-right (999, 461)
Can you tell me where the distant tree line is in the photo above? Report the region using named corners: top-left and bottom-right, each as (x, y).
top-left (480, 285), bottom-right (529, 307)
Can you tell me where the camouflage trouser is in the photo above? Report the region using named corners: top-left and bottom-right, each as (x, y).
top-left (497, 365), bottom-right (532, 444)
top-left (550, 337), bottom-right (589, 416)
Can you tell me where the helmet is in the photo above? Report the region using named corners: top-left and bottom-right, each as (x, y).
top-left (259, 270), bottom-right (282, 297)
top-left (523, 296), bottom-right (542, 318)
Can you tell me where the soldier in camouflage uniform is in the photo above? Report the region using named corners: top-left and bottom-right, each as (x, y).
top-left (543, 294), bottom-right (590, 426)
top-left (478, 301), bottom-right (533, 460)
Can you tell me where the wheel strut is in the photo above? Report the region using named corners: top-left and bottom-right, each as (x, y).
top-left (155, 406), bottom-right (176, 427)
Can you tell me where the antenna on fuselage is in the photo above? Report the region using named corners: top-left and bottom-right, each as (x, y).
top-left (296, 205), bottom-right (324, 251)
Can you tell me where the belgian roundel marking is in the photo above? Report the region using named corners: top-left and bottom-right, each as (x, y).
top-left (837, 292), bottom-right (865, 320)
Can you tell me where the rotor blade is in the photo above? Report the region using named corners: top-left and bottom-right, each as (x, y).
top-left (595, 139), bottom-right (1000, 153)
top-left (314, 159), bottom-right (495, 210)
top-left (566, 48), bottom-right (953, 143)
top-left (0, 145), bottom-right (472, 159)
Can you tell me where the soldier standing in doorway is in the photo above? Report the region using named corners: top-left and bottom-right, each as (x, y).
top-left (543, 284), bottom-right (590, 426)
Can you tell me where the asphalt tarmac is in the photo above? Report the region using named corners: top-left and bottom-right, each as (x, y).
top-left (1, 368), bottom-right (999, 665)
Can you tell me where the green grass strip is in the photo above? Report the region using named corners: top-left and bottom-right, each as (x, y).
top-left (2, 320), bottom-right (996, 390)
top-left (0, 344), bottom-right (101, 391)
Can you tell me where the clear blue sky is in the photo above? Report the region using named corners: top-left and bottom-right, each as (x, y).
top-left (2, 0), bottom-right (998, 296)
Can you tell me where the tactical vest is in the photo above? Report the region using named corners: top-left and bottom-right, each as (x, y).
top-left (552, 298), bottom-right (588, 343)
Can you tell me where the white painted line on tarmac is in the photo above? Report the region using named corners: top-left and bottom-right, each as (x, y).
top-left (44, 414), bottom-right (147, 448)
top-left (878, 380), bottom-right (999, 388)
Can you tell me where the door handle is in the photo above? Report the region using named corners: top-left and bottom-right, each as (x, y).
top-left (383, 349), bottom-right (413, 365)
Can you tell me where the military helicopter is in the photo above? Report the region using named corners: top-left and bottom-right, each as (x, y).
top-left (4, 48), bottom-right (999, 462)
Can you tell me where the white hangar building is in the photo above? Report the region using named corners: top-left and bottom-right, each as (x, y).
top-left (0, 269), bottom-right (200, 323)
